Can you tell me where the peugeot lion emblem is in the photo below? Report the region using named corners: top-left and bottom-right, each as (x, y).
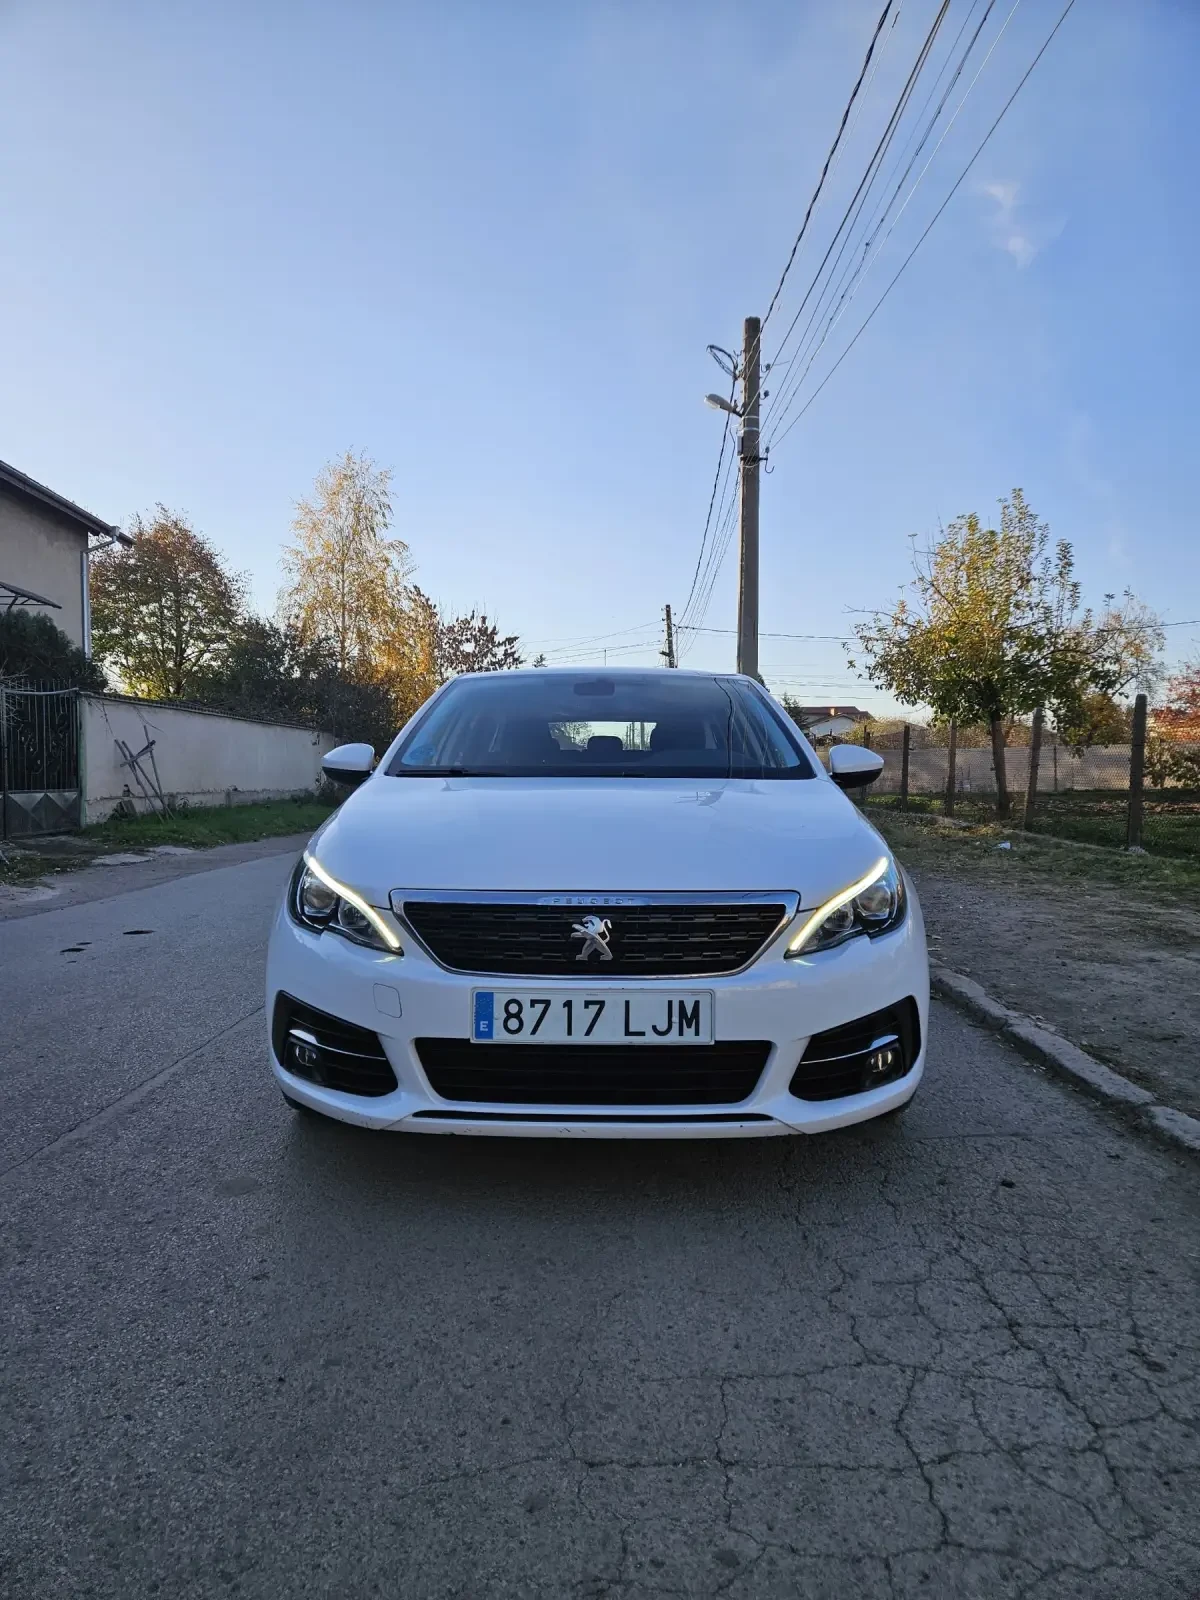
top-left (571, 914), bottom-right (613, 962)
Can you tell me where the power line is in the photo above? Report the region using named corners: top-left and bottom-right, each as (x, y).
top-left (677, 443), bottom-right (740, 651)
top-left (678, 376), bottom-right (736, 631)
top-left (525, 620), bottom-right (659, 649)
top-left (681, 480), bottom-right (740, 645)
top-left (679, 625), bottom-right (854, 641)
top-left (536, 646), bottom-right (660, 666)
top-left (690, 6), bottom-right (909, 657)
top-left (766, 0), bottom-right (1021, 446)
top-left (761, 0), bottom-right (898, 331)
top-left (764, 0), bottom-right (996, 437)
top-left (769, 0), bottom-right (1080, 453)
top-left (536, 643), bottom-right (665, 666)
top-left (763, 0), bottom-right (952, 396)
top-left (528, 623), bottom-right (661, 661)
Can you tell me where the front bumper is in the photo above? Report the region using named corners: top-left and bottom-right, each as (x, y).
top-left (265, 888), bottom-right (929, 1138)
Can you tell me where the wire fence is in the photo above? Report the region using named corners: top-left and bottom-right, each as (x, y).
top-left (810, 701), bottom-right (1200, 864)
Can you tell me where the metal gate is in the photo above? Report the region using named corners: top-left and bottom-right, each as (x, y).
top-left (0, 685), bottom-right (82, 838)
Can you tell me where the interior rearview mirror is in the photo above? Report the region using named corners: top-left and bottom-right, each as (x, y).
top-left (827, 744), bottom-right (884, 790)
top-left (322, 742), bottom-right (376, 789)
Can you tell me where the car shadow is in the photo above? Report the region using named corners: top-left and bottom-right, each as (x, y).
top-left (275, 1103), bottom-right (916, 1231)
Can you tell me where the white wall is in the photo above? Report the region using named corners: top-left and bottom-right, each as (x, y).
top-left (81, 695), bottom-right (336, 822)
top-left (0, 487), bottom-right (88, 648)
top-left (805, 716), bottom-right (861, 739)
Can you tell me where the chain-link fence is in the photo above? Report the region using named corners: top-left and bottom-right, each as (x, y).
top-left (1136, 717), bottom-right (1200, 860)
top-left (809, 702), bottom-right (1200, 864)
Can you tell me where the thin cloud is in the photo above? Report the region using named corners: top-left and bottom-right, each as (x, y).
top-left (979, 178), bottom-right (1039, 268)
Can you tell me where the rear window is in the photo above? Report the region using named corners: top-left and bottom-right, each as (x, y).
top-left (387, 672), bottom-right (818, 779)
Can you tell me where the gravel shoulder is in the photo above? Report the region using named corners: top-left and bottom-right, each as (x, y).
top-left (878, 816), bottom-right (1200, 1119)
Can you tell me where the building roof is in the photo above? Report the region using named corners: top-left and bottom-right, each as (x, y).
top-left (792, 705), bottom-right (871, 722)
top-left (0, 459), bottom-right (132, 544)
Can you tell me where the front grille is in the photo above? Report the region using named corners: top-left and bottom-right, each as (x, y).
top-left (789, 998), bottom-right (920, 1102)
top-left (272, 994), bottom-right (398, 1097)
top-left (415, 1038), bottom-right (772, 1106)
top-left (401, 902), bottom-right (788, 977)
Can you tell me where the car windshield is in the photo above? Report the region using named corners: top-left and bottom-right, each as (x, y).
top-left (387, 672), bottom-right (817, 779)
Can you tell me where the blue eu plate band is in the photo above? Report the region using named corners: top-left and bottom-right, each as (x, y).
top-left (473, 991), bottom-right (495, 1041)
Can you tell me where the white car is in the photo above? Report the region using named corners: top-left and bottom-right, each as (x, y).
top-left (266, 668), bottom-right (928, 1138)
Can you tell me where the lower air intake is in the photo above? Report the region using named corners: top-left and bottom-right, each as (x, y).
top-left (415, 1039), bottom-right (771, 1107)
top-left (272, 994), bottom-right (398, 1098)
top-left (789, 999), bottom-right (920, 1102)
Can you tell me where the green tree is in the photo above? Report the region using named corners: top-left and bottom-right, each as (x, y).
top-left (1055, 591), bottom-right (1165, 748)
top-left (1145, 658), bottom-right (1200, 789)
top-left (200, 615), bottom-right (396, 749)
top-left (0, 609), bottom-right (106, 690)
top-left (90, 508), bottom-right (247, 698)
top-left (200, 617), bottom-right (328, 723)
top-left (1160, 656), bottom-right (1200, 730)
top-left (852, 491), bottom-right (1151, 817)
top-left (1094, 592), bottom-right (1166, 700)
top-left (281, 452), bottom-right (411, 677)
top-left (1059, 692), bottom-right (1132, 747)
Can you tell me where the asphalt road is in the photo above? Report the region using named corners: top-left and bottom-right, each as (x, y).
top-left (2, 847), bottom-right (1198, 1600)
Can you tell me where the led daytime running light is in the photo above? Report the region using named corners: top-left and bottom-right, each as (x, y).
top-left (787, 855), bottom-right (891, 956)
top-left (301, 851), bottom-right (401, 951)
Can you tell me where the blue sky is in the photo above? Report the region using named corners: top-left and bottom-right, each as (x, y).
top-left (2, 0), bottom-right (1196, 712)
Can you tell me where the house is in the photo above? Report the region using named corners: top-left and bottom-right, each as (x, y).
top-left (0, 459), bottom-right (130, 656)
top-left (791, 704), bottom-right (872, 740)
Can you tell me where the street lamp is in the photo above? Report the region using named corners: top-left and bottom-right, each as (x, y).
top-left (704, 393), bottom-right (741, 416)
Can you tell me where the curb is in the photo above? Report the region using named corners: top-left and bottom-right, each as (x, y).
top-left (930, 964), bottom-right (1200, 1158)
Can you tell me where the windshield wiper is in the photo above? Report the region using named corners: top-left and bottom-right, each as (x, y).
top-left (398, 766), bottom-right (507, 777)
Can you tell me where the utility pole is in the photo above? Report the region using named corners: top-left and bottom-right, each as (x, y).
top-left (1023, 707), bottom-right (1044, 831)
top-left (1127, 693), bottom-right (1148, 849)
top-left (661, 604), bottom-right (676, 668)
top-left (736, 315), bottom-right (762, 680)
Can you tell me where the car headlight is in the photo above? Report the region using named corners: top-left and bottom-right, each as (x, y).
top-left (786, 856), bottom-right (906, 957)
top-left (288, 853), bottom-right (402, 953)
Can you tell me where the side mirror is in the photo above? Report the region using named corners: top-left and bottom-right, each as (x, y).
top-left (828, 745), bottom-right (884, 790)
top-left (322, 742), bottom-right (376, 789)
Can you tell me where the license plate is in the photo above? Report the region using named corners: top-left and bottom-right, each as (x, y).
top-left (471, 990), bottom-right (714, 1045)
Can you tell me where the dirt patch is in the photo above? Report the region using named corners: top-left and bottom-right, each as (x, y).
top-left (878, 817), bottom-right (1200, 1118)
top-left (0, 832), bottom-right (316, 921)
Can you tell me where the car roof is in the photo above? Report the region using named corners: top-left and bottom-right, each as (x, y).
top-left (453, 666), bottom-right (752, 683)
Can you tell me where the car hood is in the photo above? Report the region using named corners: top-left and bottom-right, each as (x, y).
top-left (308, 776), bottom-right (889, 907)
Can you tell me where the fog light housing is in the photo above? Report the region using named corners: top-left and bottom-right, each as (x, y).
top-left (866, 1043), bottom-right (901, 1079)
top-left (290, 1036), bottom-right (322, 1075)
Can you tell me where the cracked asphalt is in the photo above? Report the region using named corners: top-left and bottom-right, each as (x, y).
top-left (2, 848), bottom-right (1198, 1599)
